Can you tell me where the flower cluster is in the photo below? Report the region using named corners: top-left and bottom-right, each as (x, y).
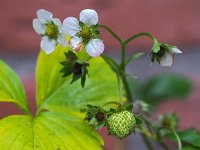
top-left (33, 9), bottom-right (104, 57)
top-left (63, 9), bottom-right (104, 57)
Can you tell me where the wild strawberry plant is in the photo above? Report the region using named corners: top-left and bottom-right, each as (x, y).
top-left (0, 9), bottom-right (199, 150)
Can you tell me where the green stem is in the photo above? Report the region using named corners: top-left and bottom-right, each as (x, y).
top-left (159, 127), bottom-right (182, 150)
top-left (120, 43), bottom-right (133, 101)
top-left (120, 43), bottom-right (126, 71)
top-left (117, 72), bottom-right (123, 105)
top-left (124, 32), bottom-right (158, 45)
top-left (121, 73), bottom-right (132, 101)
top-left (98, 24), bottom-right (123, 44)
top-left (100, 25), bottom-right (159, 149)
top-left (158, 140), bottom-right (169, 150)
top-left (139, 124), bottom-right (170, 150)
top-left (141, 133), bottom-right (154, 150)
top-left (169, 128), bottom-right (182, 150)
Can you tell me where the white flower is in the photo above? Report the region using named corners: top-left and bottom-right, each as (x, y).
top-left (33, 9), bottom-right (67, 54)
top-left (63, 9), bottom-right (104, 57)
top-left (160, 47), bottom-right (182, 67)
top-left (150, 44), bottom-right (182, 67)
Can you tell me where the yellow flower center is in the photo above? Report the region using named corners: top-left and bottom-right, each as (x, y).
top-left (46, 23), bottom-right (58, 38)
top-left (81, 27), bottom-right (92, 43)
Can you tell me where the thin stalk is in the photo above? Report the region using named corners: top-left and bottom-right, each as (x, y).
top-left (158, 140), bottom-right (169, 150)
top-left (159, 127), bottom-right (182, 150)
top-left (120, 73), bottom-right (132, 101)
top-left (169, 128), bottom-right (182, 150)
top-left (98, 24), bottom-right (123, 44)
top-left (141, 133), bottom-right (154, 150)
top-left (139, 127), bottom-right (169, 150)
top-left (120, 43), bottom-right (126, 71)
top-left (117, 72), bottom-right (123, 105)
top-left (124, 32), bottom-right (158, 45)
top-left (119, 43), bottom-right (133, 101)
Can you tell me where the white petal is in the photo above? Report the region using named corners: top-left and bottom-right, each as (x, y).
top-left (33, 19), bottom-right (46, 34)
top-left (70, 36), bottom-right (83, 51)
top-left (80, 9), bottom-right (98, 26)
top-left (37, 9), bottom-right (53, 24)
top-left (53, 18), bottom-right (62, 33)
top-left (63, 17), bottom-right (80, 36)
top-left (58, 33), bottom-right (67, 46)
top-left (160, 52), bottom-right (174, 67)
top-left (170, 47), bottom-right (182, 54)
top-left (40, 36), bottom-right (57, 54)
top-left (85, 39), bottom-right (104, 57)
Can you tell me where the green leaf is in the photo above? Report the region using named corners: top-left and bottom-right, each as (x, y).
top-left (165, 129), bottom-right (200, 148)
top-left (0, 44), bottom-right (119, 149)
top-left (178, 129), bottom-right (200, 148)
top-left (35, 45), bottom-right (119, 149)
top-left (0, 111), bottom-right (103, 150)
top-left (126, 52), bottom-right (144, 65)
top-left (139, 74), bottom-right (193, 106)
top-left (0, 60), bottom-right (29, 113)
top-left (183, 145), bottom-right (199, 150)
top-left (36, 45), bottom-right (119, 112)
top-left (36, 45), bottom-right (69, 107)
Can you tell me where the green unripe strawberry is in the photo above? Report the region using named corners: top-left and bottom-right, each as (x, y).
top-left (107, 110), bottom-right (136, 139)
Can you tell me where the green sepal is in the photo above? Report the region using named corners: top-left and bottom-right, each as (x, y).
top-left (60, 51), bottom-right (89, 88)
top-left (79, 21), bottom-right (85, 28)
top-left (134, 115), bottom-right (143, 125)
top-left (84, 105), bottom-right (108, 129)
top-left (151, 43), bottom-right (161, 53)
top-left (125, 104), bottom-right (133, 112)
top-left (64, 51), bottom-right (78, 61)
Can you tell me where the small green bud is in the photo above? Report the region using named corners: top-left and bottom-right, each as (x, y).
top-left (107, 110), bottom-right (136, 139)
top-left (158, 113), bottom-right (178, 129)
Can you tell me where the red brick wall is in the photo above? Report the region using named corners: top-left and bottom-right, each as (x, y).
top-left (0, 0), bottom-right (200, 54)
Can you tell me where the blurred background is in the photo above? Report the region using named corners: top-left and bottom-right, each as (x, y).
top-left (0, 0), bottom-right (200, 149)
